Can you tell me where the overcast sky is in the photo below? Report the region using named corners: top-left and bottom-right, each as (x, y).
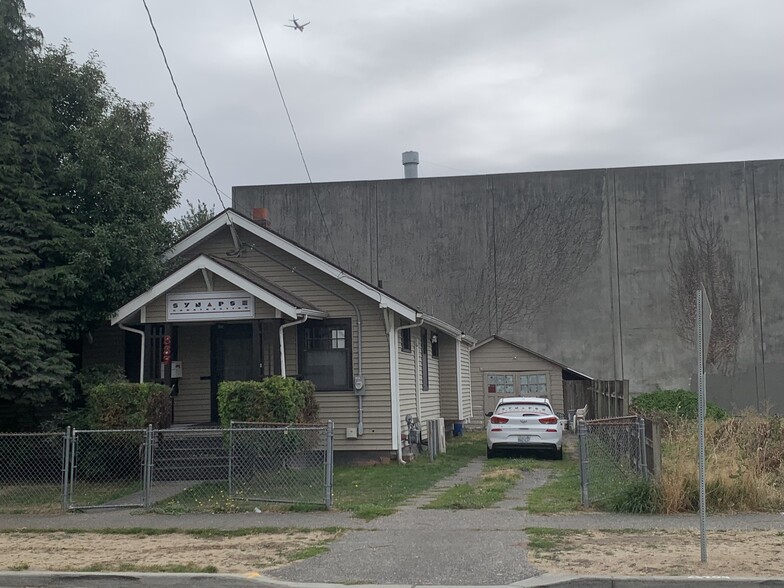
top-left (25, 0), bottom-right (784, 217)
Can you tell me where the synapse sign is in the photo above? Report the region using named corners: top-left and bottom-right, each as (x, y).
top-left (166, 291), bottom-right (255, 321)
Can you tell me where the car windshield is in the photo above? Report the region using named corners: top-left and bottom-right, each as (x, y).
top-left (496, 403), bottom-right (552, 415)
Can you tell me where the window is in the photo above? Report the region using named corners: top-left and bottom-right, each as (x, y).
top-left (420, 329), bottom-right (429, 391)
top-left (487, 374), bottom-right (514, 394)
top-left (298, 319), bottom-right (352, 391)
top-left (431, 334), bottom-right (439, 358)
top-left (520, 373), bottom-right (548, 396)
top-left (400, 328), bottom-right (411, 352)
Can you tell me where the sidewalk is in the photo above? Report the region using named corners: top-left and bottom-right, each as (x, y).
top-left (2, 458), bottom-right (784, 585)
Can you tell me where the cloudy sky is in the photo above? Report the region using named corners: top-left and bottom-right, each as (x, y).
top-left (25, 0), bottom-right (784, 217)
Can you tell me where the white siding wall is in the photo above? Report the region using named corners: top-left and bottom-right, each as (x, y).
top-left (460, 340), bottom-right (472, 421)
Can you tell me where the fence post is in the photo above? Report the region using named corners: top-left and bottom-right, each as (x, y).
top-left (143, 425), bottom-right (153, 509)
top-left (68, 429), bottom-right (77, 509)
top-left (578, 420), bottom-right (590, 507)
top-left (428, 420), bottom-right (437, 462)
top-left (61, 426), bottom-right (71, 512)
top-left (637, 416), bottom-right (648, 480)
top-left (228, 421), bottom-right (234, 499)
top-left (325, 421), bottom-right (334, 509)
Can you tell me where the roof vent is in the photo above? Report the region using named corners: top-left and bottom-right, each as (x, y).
top-left (402, 151), bottom-right (419, 179)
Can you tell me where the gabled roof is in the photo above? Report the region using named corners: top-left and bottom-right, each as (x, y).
top-left (162, 208), bottom-right (473, 341)
top-left (112, 254), bottom-right (326, 325)
top-left (472, 335), bottom-right (592, 380)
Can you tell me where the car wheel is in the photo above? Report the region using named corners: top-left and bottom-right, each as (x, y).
top-left (486, 446), bottom-right (496, 459)
top-left (552, 447), bottom-right (563, 460)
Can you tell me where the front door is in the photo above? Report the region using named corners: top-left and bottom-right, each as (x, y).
top-left (211, 323), bottom-right (254, 422)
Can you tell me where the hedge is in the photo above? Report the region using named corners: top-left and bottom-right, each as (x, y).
top-left (86, 382), bottom-right (171, 430)
top-left (217, 377), bottom-right (318, 427)
top-left (630, 389), bottom-right (729, 421)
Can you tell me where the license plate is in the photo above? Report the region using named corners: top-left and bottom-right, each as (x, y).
top-left (518, 435), bottom-right (530, 443)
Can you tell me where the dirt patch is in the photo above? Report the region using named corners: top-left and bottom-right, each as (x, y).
top-left (528, 529), bottom-right (784, 576)
top-left (0, 530), bottom-right (339, 573)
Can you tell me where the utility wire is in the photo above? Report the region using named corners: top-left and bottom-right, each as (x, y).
top-left (247, 0), bottom-right (340, 264)
top-left (169, 150), bottom-right (232, 202)
top-left (142, 0), bottom-right (230, 216)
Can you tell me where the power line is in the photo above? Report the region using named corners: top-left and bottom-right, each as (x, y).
top-left (170, 150), bottom-right (232, 202)
top-left (247, 0), bottom-right (340, 264)
top-left (141, 0), bottom-right (229, 215)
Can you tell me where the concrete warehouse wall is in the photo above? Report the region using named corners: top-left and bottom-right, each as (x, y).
top-left (233, 159), bottom-right (784, 413)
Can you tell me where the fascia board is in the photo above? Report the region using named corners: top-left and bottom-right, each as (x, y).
top-left (111, 255), bottom-right (301, 325)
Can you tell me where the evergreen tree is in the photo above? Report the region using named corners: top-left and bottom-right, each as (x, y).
top-left (0, 1), bottom-right (184, 427)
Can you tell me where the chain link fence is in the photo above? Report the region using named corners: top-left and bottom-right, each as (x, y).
top-left (577, 416), bottom-right (649, 506)
top-left (0, 422), bottom-right (333, 514)
top-left (0, 432), bottom-right (67, 514)
top-left (230, 422), bottom-right (333, 506)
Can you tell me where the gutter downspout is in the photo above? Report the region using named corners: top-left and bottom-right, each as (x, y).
top-left (119, 324), bottom-right (145, 384)
top-left (280, 317), bottom-right (308, 377)
top-left (389, 313), bottom-right (424, 464)
top-left (456, 339), bottom-right (464, 421)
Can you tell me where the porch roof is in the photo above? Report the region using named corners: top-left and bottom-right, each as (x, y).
top-left (111, 254), bottom-right (327, 325)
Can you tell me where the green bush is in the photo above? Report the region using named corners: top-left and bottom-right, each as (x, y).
top-left (217, 377), bottom-right (319, 426)
top-left (607, 479), bottom-right (661, 513)
top-left (630, 389), bottom-right (729, 421)
top-left (86, 382), bottom-right (171, 430)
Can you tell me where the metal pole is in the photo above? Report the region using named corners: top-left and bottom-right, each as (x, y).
top-left (696, 290), bottom-right (707, 563)
top-left (325, 421), bottom-right (334, 509)
top-left (638, 416), bottom-right (648, 480)
top-left (143, 425), bottom-right (153, 509)
top-left (578, 420), bottom-right (590, 507)
top-left (62, 426), bottom-right (71, 512)
top-left (228, 421), bottom-right (234, 499)
top-left (68, 429), bottom-right (77, 509)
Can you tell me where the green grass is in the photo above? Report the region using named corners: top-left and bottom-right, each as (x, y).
top-left (332, 433), bottom-right (486, 519)
top-left (0, 481), bottom-right (142, 514)
top-left (525, 455), bottom-right (582, 514)
top-left (285, 545), bottom-right (330, 561)
top-left (425, 457), bottom-right (534, 509)
top-left (0, 484), bottom-right (62, 514)
top-left (152, 480), bottom-right (326, 515)
top-left (524, 527), bottom-right (572, 551)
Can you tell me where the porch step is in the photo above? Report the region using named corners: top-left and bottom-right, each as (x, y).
top-left (153, 435), bottom-right (230, 481)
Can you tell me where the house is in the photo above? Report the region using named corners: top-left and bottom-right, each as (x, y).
top-left (83, 208), bottom-right (475, 461)
top-left (470, 335), bottom-right (590, 425)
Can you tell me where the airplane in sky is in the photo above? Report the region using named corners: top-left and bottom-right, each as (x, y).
top-left (285, 16), bottom-right (310, 32)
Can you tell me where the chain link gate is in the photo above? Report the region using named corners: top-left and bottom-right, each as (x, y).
top-left (577, 416), bottom-right (647, 507)
top-left (66, 428), bottom-right (149, 510)
top-left (229, 421), bottom-right (334, 508)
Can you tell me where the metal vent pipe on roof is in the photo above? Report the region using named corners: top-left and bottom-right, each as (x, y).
top-left (402, 151), bottom-right (419, 179)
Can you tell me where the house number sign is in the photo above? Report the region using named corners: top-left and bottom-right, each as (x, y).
top-left (166, 291), bottom-right (255, 322)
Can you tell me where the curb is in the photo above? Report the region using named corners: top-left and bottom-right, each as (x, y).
top-left (2, 572), bottom-right (784, 588)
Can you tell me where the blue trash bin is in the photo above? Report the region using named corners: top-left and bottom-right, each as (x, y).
top-left (453, 422), bottom-right (464, 437)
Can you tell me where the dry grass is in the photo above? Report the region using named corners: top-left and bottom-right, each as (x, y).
top-left (658, 413), bottom-right (784, 513)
